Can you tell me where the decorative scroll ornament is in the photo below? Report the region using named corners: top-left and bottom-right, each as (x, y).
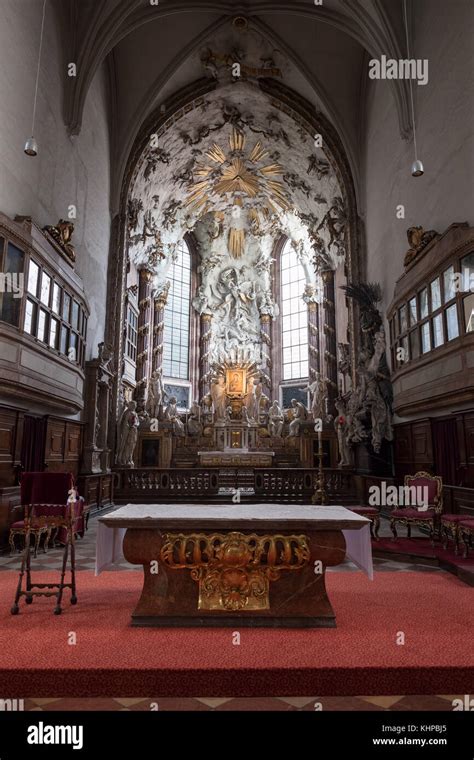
top-left (161, 531), bottom-right (310, 611)
top-left (404, 226), bottom-right (438, 268)
top-left (42, 220), bottom-right (76, 263)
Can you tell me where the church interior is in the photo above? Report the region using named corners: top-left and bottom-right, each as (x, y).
top-left (0, 0), bottom-right (473, 722)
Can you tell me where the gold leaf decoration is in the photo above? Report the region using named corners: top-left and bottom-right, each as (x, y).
top-left (206, 144), bottom-right (226, 163)
top-left (228, 228), bottom-right (246, 258)
top-left (249, 141), bottom-right (268, 163)
top-left (229, 128), bottom-right (246, 153)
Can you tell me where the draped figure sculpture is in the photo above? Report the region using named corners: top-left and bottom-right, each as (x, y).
top-left (117, 401), bottom-right (140, 466)
top-left (211, 376), bottom-right (227, 421)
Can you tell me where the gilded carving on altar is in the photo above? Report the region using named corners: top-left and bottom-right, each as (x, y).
top-left (161, 531), bottom-right (310, 611)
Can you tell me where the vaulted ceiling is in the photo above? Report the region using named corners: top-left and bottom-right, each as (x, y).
top-left (55, 0), bottom-right (412, 208)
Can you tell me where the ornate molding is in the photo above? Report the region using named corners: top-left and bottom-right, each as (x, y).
top-left (161, 531), bottom-right (310, 611)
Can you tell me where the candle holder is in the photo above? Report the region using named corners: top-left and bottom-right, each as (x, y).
top-left (312, 429), bottom-right (328, 505)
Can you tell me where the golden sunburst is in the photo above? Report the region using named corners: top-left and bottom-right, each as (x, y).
top-left (184, 127), bottom-right (291, 256)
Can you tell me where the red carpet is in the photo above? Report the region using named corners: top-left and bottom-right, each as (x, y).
top-left (0, 570), bottom-right (473, 698)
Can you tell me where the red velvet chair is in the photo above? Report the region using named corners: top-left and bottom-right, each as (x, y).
top-left (390, 471), bottom-right (442, 544)
top-left (440, 513), bottom-right (467, 554)
top-left (460, 519), bottom-right (474, 558)
top-left (11, 472), bottom-right (79, 616)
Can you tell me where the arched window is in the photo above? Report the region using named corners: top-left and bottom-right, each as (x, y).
top-left (162, 241), bottom-right (191, 380)
top-left (281, 240), bottom-right (308, 380)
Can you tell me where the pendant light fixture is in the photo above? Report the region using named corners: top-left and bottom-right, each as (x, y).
top-left (24, 0), bottom-right (47, 157)
top-left (404, 0), bottom-right (424, 177)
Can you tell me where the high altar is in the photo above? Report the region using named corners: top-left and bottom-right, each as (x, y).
top-left (99, 503), bottom-right (370, 627)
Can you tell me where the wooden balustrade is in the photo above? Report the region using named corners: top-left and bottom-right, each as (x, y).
top-left (114, 468), bottom-right (220, 501)
top-left (114, 467), bottom-right (357, 503)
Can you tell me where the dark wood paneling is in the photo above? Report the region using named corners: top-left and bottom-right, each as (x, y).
top-left (442, 485), bottom-right (474, 519)
top-left (394, 412), bottom-right (474, 488)
top-left (393, 423), bottom-right (412, 464)
top-left (65, 422), bottom-right (82, 462)
top-left (411, 420), bottom-right (433, 466)
top-left (44, 418), bottom-right (83, 477)
top-left (0, 408), bottom-right (23, 487)
top-left (77, 473), bottom-right (113, 510)
top-left (45, 420), bottom-right (65, 463)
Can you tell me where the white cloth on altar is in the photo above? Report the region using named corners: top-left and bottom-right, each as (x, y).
top-left (95, 520), bottom-right (373, 579)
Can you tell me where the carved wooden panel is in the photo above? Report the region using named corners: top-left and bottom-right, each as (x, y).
top-left (0, 410), bottom-right (16, 462)
top-left (46, 420), bottom-right (65, 462)
top-left (393, 424), bottom-right (412, 463)
top-left (412, 420), bottom-right (433, 465)
top-left (101, 476), bottom-right (112, 504)
top-left (65, 422), bottom-right (81, 461)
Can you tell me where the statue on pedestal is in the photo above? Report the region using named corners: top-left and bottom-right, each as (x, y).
top-left (146, 368), bottom-right (166, 419)
top-left (117, 401), bottom-right (140, 466)
top-left (300, 372), bottom-right (328, 423)
top-left (244, 376), bottom-right (258, 421)
top-left (211, 376), bottom-right (227, 421)
top-left (268, 401), bottom-right (284, 437)
top-left (334, 396), bottom-right (352, 467)
top-left (287, 399), bottom-right (307, 437)
top-left (201, 394), bottom-right (213, 422)
top-left (164, 397), bottom-right (185, 437)
top-left (187, 401), bottom-right (202, 436)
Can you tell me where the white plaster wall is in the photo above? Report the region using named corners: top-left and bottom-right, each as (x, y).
top-left (363, 0), bottom-right (474, 313)
top-left (0, 0), bottom-right (111, 358)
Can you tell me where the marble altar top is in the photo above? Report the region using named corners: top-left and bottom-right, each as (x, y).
top-left (100, 504), bottom-right (369, 531)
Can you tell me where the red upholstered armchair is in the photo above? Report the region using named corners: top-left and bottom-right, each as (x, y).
top-left (390, 471), bottom-right (443, 544)
top-left (11, 472), bottom-right (81, 615)
top-left (9, 472), bottom-right (85, 556)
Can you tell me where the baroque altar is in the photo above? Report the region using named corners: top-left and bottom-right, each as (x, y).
top-left (98, 503), bottom-right (370, 627)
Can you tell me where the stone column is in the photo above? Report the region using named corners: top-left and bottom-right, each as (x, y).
top-left (259, 314), bottom-right (272, 398)
top-left (321, 269), bottom-right (337, 414)
top-left (135, 266), bottom-right (153, 411)
top-left (152, 288), bottom-right (168, 373)
top-left (199, 314), bottom-right (213, 399)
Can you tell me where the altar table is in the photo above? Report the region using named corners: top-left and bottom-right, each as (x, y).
top-left (97, 504), bottom-right (371, 628)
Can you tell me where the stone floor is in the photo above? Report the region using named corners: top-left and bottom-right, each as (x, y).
top-left (10, 695), bottom-right (461, 712)
top-left (0, 510), bottom-right (450, 712)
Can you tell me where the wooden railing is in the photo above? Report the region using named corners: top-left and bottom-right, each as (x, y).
top-left (114, 468), bottom-right (220, 501)
top-left (114, 466), bottom-right (357, 503)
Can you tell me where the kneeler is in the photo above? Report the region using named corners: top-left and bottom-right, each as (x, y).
top-left (11, 472), bottom-right (78, 616)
